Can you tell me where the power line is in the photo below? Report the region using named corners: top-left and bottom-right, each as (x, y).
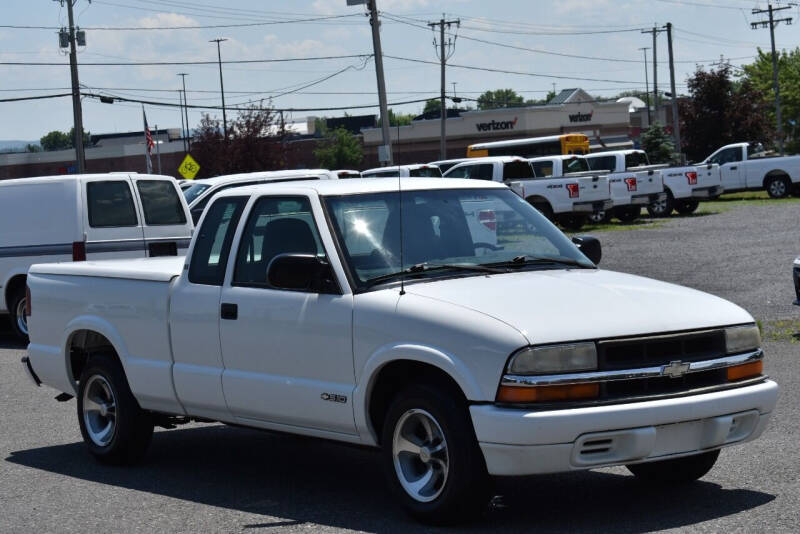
top-left (652, 0), bottom-right (753, 9)
top-left (0, 54), bottom-right (372, 66)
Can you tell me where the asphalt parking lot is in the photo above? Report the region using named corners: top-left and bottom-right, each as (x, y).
top-left (1, 198), bottom-right (799, 533)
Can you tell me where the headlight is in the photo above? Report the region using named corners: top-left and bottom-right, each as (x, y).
top-left (507, 342), bottom-right (597, 375)
top-left (725, 325), bottom-right (761, 354)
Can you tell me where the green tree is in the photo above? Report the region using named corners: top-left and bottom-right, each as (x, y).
top-left (640, 122), bottom-right (677, 164)
top-left (679, 64), bottom-right (773, 162)
top-left (423, 98), bottom-right (441, 114)
top-left (39, 130), bottom-right (71, 151)
top-left (314, 127), bottom-right (363, 169)
top-left (741, 47), bottom-right (800, 152)
top-left (477, 89), bottom-right (526, 110)
top-left (26, 143), bottom-right (41, 153)
top-left (388, 108), bottom-right (414, 126)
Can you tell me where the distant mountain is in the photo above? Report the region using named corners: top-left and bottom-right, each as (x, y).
top-left (0, 140), bottom-right (40, 153)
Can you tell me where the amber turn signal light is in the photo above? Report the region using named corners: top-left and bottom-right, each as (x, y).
top-left (497, 383), bottom-right (600, 403)
top-left (726, 360), bottom-right (763, 381)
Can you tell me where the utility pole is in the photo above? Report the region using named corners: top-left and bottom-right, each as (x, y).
top-left (178, 73), bottom-right (190, 150)
top-left (59, 0), bottom-right (86, 173)
top-left (639, 47), bottom-right (651, 126)
top-left (641, 26), bottom-right (665, 123)
top-left (177, 89), bottom-right (187, 153)
top-left (751, 3), bottom-right (793, 156)
top-left (665, 23), bottom-right (682, 161)
top-left (365, 1), bottom-right (392, 165)
top-left (210, 38), bottom-right (228, 139)
top-left (428, 15), bottom-right (460, 160)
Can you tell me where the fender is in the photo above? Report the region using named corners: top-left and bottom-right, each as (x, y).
top-left (352, 342), bottom-right (485, 445)
top-left (62, 314), bottom-right (134, 391)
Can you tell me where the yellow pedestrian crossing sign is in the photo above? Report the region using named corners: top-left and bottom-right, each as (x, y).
top-left (178, 154), bottom-right (200, 179)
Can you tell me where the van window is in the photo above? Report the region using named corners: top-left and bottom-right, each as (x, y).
top-left (188, 197), bottom-right (247, 286)
top-left (87, 181), bottom-right (138, 228)
top-left (502, 161), bottom-right (534, 180)
top-left (137, 180), bottom-right (187, 226)
top-left (587, 155), bottom-right (617, 172)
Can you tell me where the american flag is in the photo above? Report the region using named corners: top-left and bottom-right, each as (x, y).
top-left (142, 105), bottom-right (154, 173)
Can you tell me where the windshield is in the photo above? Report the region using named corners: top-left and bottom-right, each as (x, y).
top-left (324, 188), bottom-right (593, 289)
top-left (409, 167), bottom-right (443, 177)
top-left (563, 157), bottom-right (590, 173)
top-left (183, 182), bottom-right (212, 204)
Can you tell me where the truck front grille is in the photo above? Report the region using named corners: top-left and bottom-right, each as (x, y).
top-left (598, 329), bottom-right (726, 370)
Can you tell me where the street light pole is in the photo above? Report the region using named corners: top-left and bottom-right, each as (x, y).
top-left (639, 47), bottom-right (651, 127)
top-left (210, 38), bottom-right (228, 139)
top-left (178, 73), bottom-right (190, 150)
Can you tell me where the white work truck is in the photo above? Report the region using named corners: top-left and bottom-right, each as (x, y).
top-left (700, 142), bottom-right (800, 198)
top-left (361, 164), bottom-right (443, 178)
top-left (584, 150), bottom-right (667, 222)
top-left (0, 173), bottom-right (192, 341)
top-left (443, 156), bottom-right (612, 231)
top-left (25, 178), bottom-right (777, 524)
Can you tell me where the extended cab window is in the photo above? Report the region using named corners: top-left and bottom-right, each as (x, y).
top-left (502, 161), bottom-right (534, 180)
top-left (233, 196), bottom-right (325, 288)
top-left (587, 155), bottom-right (617, 172)
top-left (87, 180), bottom-right (138, 228)
top-left (188, 197), bottom-right (247, 285)
top-left (137, 180), bottom-right (187, 225)
top-left (530, 161), bottom-right (554, 177)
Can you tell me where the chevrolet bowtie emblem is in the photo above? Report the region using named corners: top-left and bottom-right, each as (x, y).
top-left (662, 360), bottom-right (691, 378)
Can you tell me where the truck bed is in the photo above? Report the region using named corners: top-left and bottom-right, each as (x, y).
top-left (28, 256), bottom-right (185, 282)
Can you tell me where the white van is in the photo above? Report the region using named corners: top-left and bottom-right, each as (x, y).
top-left (182, 169), bottom-right (338, 224)
top-left (0, 173), bottom-right (193, 340)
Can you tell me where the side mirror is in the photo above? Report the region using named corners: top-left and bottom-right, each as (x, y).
top-left (267, 253), bottom-right (338, 293)
top-left (572, 235), bottom-right (602, 265)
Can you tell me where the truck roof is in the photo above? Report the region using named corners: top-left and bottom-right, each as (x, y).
top-left (192, 169), bottom-right (335, 186)
top-left (361, 164), bottom-right (438, 173)
top-left (215, 177), bottom-right (506, 199)
top-left (452, 156), bottom-right (528, 164)
top-left (585, 149), bottom-right (643, 157)
top-left (528, 155), bottom-right (586, 162)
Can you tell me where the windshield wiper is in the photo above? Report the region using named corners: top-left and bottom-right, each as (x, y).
top-left (365, 262), bottom-right (507, 288)
top-left (485, 255), bottom-right (593, 269)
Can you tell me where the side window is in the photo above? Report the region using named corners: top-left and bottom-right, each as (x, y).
top-left (136, 180), bottom-right (187, 226)
top-left (477, 164), bottom-right (495, 181)
top-left (502, 161), bottom-right (534, 180)
top-left (587, 156), bottom-right (617, 172)
top-left (87, 181), bottom-right (138, 228)
top-left (445, 165), bottom-right (470, 178)
top-left (720, 147), bottom-right (743, 164)
top-left (233, 196), bottom-right (324, 289)
top-left (188, 197), bottom-right (247, 286)
top-left (531, 161), bottom-right (554, 177)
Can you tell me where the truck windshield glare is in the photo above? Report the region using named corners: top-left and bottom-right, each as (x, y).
top-left (324, 188), bottom-right (593, 288)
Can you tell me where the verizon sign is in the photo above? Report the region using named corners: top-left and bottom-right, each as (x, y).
top-left (476, 117), bottom-right (518, 132)
top-left (568, 111), bottom-right (593, 123)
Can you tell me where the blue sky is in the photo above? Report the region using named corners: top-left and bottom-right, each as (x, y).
top-left (0, 0), bottom-right (796, 140)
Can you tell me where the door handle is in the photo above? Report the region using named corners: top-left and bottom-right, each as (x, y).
top-left (220, 303), bottom-right (238, 320)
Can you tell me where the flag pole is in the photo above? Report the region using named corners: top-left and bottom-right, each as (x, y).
top-left (142, 105), bottom-right (153, 174)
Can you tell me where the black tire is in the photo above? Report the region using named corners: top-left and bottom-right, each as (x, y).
top-left (557, 213), bottom-right (587, 231)
top-left (8, 286), bottom-right (29, 343)
top-left (647, 191), bottom-right (674, 218)
top-left (626, 449), bottom-right (720, 484)
top-left (531, 201), bottom-right (554, 221)
top-left (615, 205), bottom-right (641, 223)
top-left (588, 210), bottom-right (612, 224)
top-left (77, 353), bottom-right (154, 465)
top-left (381, 383), bottom-right (491, 525)
top-left (674, 199), bottom-right (700, 215)
top-left (765, 176), bottom-right (790, 199)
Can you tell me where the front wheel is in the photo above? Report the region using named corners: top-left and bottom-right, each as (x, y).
top-left (77, 353), bottom-right (154, 465)
top-left (8, 286), bottom-right (29, 342)
top-left (557, 213), bottom-right (587, 231)
top-left (381, 384), bottom-right (490, 525)
top-left (626, 449), bottom-right (720, 484)
top-left (647, 192), bottom-right (674, 217)
top-left (588, 210), bottom-right (612, 224)
top-left (674, 199), bottom-right (700, 214)
top-left (766, 176), bottom-right (790, 198)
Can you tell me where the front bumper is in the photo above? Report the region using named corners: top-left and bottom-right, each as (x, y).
top-left (573, 199), bottom-right (613, 213)
top-left (470, 379), bottom-right (778, 476)
top-left (691, 185), bottom-right (723, 198)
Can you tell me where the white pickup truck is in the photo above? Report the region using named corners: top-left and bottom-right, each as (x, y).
top-left (584, 150), bottom-right (667, 222)
top-left (24, 178), bottom-right (777, 524)
top-left (444, 156), bottom-right (612, 231)
top-left (700, 142), bottom-right (800, 198)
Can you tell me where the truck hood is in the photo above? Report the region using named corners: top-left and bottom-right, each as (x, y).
top-left (404, 268), bottom-right (753, 344)
top-left (28, 256), bottom-right (186, 282)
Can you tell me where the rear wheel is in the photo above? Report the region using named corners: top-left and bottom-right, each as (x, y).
top-left (531, 200), bottom-right (554, 221)
top-left (381, 384), bottom-right (490, 525)
top-left (766, 176), bottom-right (790, 198)
top-left (615, 206), bottom-right (641, 223)
top-left (8, 286), bottom-right (28, 342)
top-left (557, 213), bottom-right (587, 231)
top-left (626, 449), bottom-right (720, 484)
top-left (588, 210), bottom-right (612, 224)
top-left (647, 192), bottom-right (674, 217)
top-left (77, 353), bottom-right (154, 465)
top-left (674, 199), bottom-right (700, 214)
